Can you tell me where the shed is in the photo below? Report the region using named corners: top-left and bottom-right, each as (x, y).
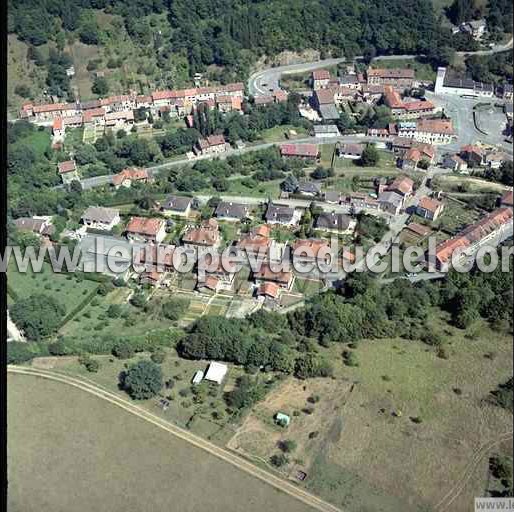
top-left (204, 362), bottom-right (228, 385)
top-left (275, 412), bottom-right (291, 427)
top-left (192, 370), bottom-right (204, 385)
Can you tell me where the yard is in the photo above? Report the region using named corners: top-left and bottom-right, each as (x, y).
top-left (7, 261), bottom-right (99, 317)
top-left (8, 373), bottom-right (317, 512)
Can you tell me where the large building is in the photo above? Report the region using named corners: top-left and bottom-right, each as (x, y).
top-left (434, 67), bottom-right (494, 97)
top-left (367, 68), bottom-right (415, 89)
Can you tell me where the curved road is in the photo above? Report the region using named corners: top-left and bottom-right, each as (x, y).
top-left (8, 366), bottom-right (342, 512)
top-left (248, 39), bottom-right (513, 96)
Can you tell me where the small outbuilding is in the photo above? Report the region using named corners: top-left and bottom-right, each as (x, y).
top-left (275, 412), bottom-right (291, 427)
top-left (204, 362), bottom-right (228, 385)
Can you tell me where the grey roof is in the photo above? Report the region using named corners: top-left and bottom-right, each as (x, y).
top-left (214, 201), bottom-right (250, 219)
top-left (313, 124), bottom-right (339, 134)
top-left (323, 191), bottom-right (342, 203)
top-left (265, 203), bottom-right (295, 223)
top-left (379, 191), bottom-right (403, 207)
top-left (81, 206), bottom-right (120, 224)
top-left (503, 84), bottom-right (513, 93)
top-left (339, 74), bottom-right (359, 85)
top-left (319, 104), bottom-right (340, 120)
top-left (315, 212), bottom-right (352, 231)
top-left (297, 181), bottom-right (321, 194)
top-left (161, 195), bottom-right (192, 212)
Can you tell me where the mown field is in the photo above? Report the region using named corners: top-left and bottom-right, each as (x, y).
top-left (8, 374), bottom-right (317, 512)
top-left (225, 314), bottom-right (513, 512)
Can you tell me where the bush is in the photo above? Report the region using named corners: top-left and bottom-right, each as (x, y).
top-left (78, 355), bottom-right (100, 373)
top-left (7, 342), bottom-right (39, 364)
top-left (48, 340), bottom-right (67, 356)
top-left (279, 439), bottom-right (297, 453)
top-left (270, 453), bottom-right (289, 468)
top-left (162, 298), bottom-right (190, 321)
top-left (112, 341), bottom-right (135, 359)
top-left (107, 304), bottom-right (122, 318)
top-left (121, 360), bottom-right (163, 400)
top-left (150, 349), bottom-right (166, 364)
top-left (343, 350), bottom-right (359, 367)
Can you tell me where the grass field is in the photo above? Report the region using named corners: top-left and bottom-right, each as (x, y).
top-left (225, 315), bottom-right (513, 512)
top-left (8, 373), bottom-right (317, 512)
top-left (7, 261), bottom-right (98, 316)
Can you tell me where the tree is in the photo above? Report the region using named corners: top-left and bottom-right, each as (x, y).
top-left (122, 360), bottom-right (163, 399)
top-left (112, 341), bottom-right (135, 359)
top-left (130, 292), bottom-right (146, 308)
top-left (279, 440), bottom-right (297, 453)
top-left (359, 144), bottom-right (380, 167)
top-left (10, 295), bottom-right (65, 341)
top-left (162, 298), bottom-right (190, 321)
top-left (7, 342), bottom-right (37, 364)
top-left (270, 453), bottom-right (288, 467)
top-left (280, 174), bottom-right (299, 192)
top-left (107, 304), bottom-right (122, 318)
top-left (92, 77), bottom-right (109, 96)
top-left (14, 84), bottom-right (31, 98)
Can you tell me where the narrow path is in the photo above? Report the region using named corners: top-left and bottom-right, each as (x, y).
top-left (8, 366), bottom-right (343, 512)
top-left (434, 431), bottom-right (513, 511)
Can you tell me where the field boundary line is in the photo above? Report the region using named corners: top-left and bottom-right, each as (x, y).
top-left (8, 366), bottom-right (343, 512)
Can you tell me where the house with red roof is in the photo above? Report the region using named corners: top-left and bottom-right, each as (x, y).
top-left (182, 218), bottom-right (221, 250)
top-left (311, 69), bottom-right (331, 90)
top-left (416, 196), bottom-right (445, 221)
top-left (112, 168), bottom-right (151, 189)
top-left (460, 145), bottom-right (485, 167)
top-left (194, 135), bottom-right (227, 156)
top-left (387, 175), bottom-right (415, 198)
top-left (126, 217), bottom-right (166, 243)
top-left (57, 160), bottom-right (79, 184)
top-left (280, 143), bottom-right (318, 160)
top-left (253, 263), bottom-right (294, 290)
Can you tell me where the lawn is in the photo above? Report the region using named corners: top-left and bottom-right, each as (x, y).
top-left (432, 199), bottom-right (481, 235)
top-left (8, 373), bottom-right (317, 512)
top-left (7, 261), bottom-right (99, 317)
top-left (59, 286), bottom-right (180, 341)
top-left (260, 125), bottom-right (308, 142)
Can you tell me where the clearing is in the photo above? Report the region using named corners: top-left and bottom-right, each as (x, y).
top-left (8, 373), bottom-right (317, 512)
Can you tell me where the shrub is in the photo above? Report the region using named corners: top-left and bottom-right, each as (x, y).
top-left (279, 440), bottom-right (297, 453)
top-left (122, 360), bottom-right (162, 400)
top-left (270, 453), bottom-right (288, 468)
top-left (112, 341), bottom-right (135, 359)
top-left (150, 349), bottom-right (166, 364)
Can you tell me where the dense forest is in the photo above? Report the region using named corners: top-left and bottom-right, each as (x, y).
top-left (8, 0), bottom-right (465, 79)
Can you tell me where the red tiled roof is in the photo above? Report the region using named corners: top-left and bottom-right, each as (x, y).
top-left (405, 222), bottom-right (432, 237)
top-left (388, 176), bottom-right (414, 195)
top-left (368, 68), bottom-right (415, 79)
top-left (383, 86), bottom-right (403, 108)
top-left (53, 117), bottom-right (63, 130)
top-left (126, 217), bottom-right (165, 237)
top-left (112, 167), bottom-right (149, 186)
top-left (280, 144), bottom-right (318, 158)
top-left (501, 190), bottom-right (513, 207)
top-left (312, 69), bottom-right (331, 80)
top-left (182, 219), bottom-right (220, 246)
top-left (403, 100), bottom-right (434, 112)
top-left (293, 239), bottom-right (330, 257)
top-left (435, 237), bottom-right (470, 265)
top-left (315, 88), bottom-right (336, 104)
top-left (258, 282), bottom-right (281, 298)
top-left (57, 160), bottom-right (76, 174)
top-left (416, 118), bottom-right (454, 135)
top-left (206, 134), bottom-right (225, 146)
top-left (418, 196), bottom-right (443, 214)
top-left (253, 264), bottom-right (292, 285)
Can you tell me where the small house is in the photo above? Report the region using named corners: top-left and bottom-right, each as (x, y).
top-left (204, 362), bottom-right (228, 385)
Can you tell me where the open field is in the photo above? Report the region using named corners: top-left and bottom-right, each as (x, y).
top-left (8, 373), bottom-right (318, 512)
top-left (7, 261), bottom-right (98, 316)
top-left (226, 316), bottom-right (513, 512)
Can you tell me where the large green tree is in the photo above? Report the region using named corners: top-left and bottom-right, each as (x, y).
top-left (122, 360), bottom-right (163, 399)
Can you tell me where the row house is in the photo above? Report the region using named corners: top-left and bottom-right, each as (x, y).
top-left (182, 218), bottom-right (221, 250)
top-left (401, 144), bottom-right (436, 170)
top-left (432, 207), bottom-right (513, 270)
top-left (280, 143), bottom-right (319, 160)
top-left (311, 69), bottom-right (331, 90)
top-left (367, 68), bottom-right (415, 90)
top-left (105, 110), bottom-right (135, 129)
top-left (57, 160), bottom-right (79, 185)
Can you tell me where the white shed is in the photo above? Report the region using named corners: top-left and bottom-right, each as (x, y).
top-left (204, 362), bottom-right (228, 385)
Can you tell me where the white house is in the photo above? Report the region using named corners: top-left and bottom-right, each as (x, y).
top-left (81, 207), bottom-right (121, 231)
top-left (204, 362), bottom-right (228, 385)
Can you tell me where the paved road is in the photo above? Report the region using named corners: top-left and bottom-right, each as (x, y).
top-left (9, 366), bottom-right (342, 512)
top-left (77, 135), bottom-right (388, 190)
top-left (247, 39), bottom-right (513, 96)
